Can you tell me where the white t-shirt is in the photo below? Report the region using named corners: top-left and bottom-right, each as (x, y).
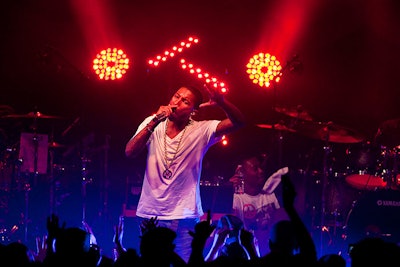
top-left (232, 192), bottom-right (280, 232)
top-left (134, 116), bottom-right (221, 220)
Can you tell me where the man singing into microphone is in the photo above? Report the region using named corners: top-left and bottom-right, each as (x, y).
top-left (125, 84), bottom-right (245, 262)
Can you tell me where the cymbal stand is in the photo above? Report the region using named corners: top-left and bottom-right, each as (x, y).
top-left (22, 181), bottom-right (31, 243)
top-left (48, 128), bottom-right (56, 215)
top-left (276, 130), bottom-right (284, 167)
top-left (22, 114), bottom-right (40, 243)
top-left (392, 147), bottom-right (399, 189)
top-left (81, 155), bottom-right (91, 222)
top-left (319, 126), bottom-right (332, 254)
top-left (270, 55), bottom-right (303, 167)
top-left (101, 135), bottom-right (110, 218)
top-left (31, 116), bottom-right (40, 186)
top-left (384, 146), bottom-right (399, 189)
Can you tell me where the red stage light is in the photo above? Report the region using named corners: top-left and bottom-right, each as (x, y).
top-left (220, 135), bottom-right (228, 146)
top-left (246, 53), bottom-right (282, 88)
top-left (180, 59), bottom-right (228, 93)
top-left (93, 48), bottom-right (129, 80)
top-left (148, 36), bottom-right (199, 67)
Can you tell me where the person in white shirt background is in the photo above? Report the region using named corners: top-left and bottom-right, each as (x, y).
top-left (229, 153), bottom-right (289, 257)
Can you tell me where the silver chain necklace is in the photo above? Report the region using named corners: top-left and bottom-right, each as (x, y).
top-left (162, 119), bottom-right (189, 179)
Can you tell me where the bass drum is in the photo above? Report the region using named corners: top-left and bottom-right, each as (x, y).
top-left (344, 189), bottom-right (400, 246)
top-left (344, 142), bottom-right (385, 190)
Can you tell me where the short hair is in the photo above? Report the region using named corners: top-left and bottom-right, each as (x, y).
top-left (182, 85), bottom-right (203, 109)
top-left (216, 214), bottom-right (244, 231)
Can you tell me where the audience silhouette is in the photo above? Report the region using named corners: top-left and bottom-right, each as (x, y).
top-left (1, 171), bottom-right (399, 267)
top-left (349, 236), bottom-right (400, 267)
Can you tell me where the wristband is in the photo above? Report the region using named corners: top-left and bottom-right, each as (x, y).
top-left (146, 124), bottom-right (154, 133)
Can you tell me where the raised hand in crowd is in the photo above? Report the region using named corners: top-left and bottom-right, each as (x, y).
top-left (113, 215), bottom-right (126, 260)
top-left (82, 220), bottom-right (97, 246)
top-left (281, 173), bottom-right (317, 264)
top-left (188, 210), bottom-right (216, 265)
top-left (45, 213), bottom-right (66, 256)
top-left (34, 235), bottom-right (48, 262)
top-left (139, 216), bottom-right (159, 236)
top-left (203, 224), bottom-right (230, 261)
top-left (239, 228), bottom-right (258, 260)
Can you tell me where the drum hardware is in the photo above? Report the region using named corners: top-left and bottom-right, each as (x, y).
top-left (48, 139), bottom-right (59, 215)
top-left (0, 147), bottom-right (18, 192)
top-left (372, 145), bottom-right (400, 190)
top-left (374, 117), bottom-right (400, 149)
top-left (81, 156), bottom-right (93, 223)
top-left (0, 109), bottom-right (70, 246)
top-left (1, 109), bottom-right (65, 171)
top-left (340, 141), bottom-right (389, 191)
top-left (274, 105), bottom-right (314, 121)
top-left (256, 121), bottom-right (297, 133)
top-left (293, 120), bottom-right (366, 144)
top-left (2, 110), bottom-right (65, 185)
top-left (374, 118), bottom-right (400, 189)
top-left (316, 140), bottom-right (332, 254)
top-left (1, 111), bottom-right (65, 120)
top-left (18, 113), bottom-right (44, 243)
top-left (298, 120), bottom-right (366, 253)
top-left (345, 172), bottom-right (386, 191)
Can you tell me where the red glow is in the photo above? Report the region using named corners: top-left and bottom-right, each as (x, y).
top-left (255, 0), bottom-right (321, 63)
top-left (148, 36), bottom-right (199, 67)
top-left (180, 59), bottom-right (228, 93)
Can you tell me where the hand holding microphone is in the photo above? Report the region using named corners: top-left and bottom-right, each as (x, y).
top-left (152, 105), bottom-right (177, 123)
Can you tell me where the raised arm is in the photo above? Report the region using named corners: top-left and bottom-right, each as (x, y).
top-left (200, 84), bottom-right (246, 137)
top-left (125, 117), bottom-right (156, 158)
top-left (281, 173), bottom-right (317, 264)
top-left (125, 104), bottom-right (176, 158)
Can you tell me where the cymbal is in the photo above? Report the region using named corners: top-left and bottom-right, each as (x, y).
top-left (274, 105), bottom-right (313, 121)
top-left (295, 121), bottom-right (365, 143)
top-left (256, 122), bottom-right (296, 132)
top-left (1, 111), bottom-right (64, 120)
top-left (375, 118), bottom-right (400, 147)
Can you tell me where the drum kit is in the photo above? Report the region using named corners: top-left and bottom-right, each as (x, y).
top-left (257, 105), bottom-right (400, 247)
top-left (0, 108), bottom-right (94, 244)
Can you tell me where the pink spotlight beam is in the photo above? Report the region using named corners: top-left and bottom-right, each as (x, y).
top-left (180, 59), bottom-right (228, 93)
top-left (148, 36), bottom-right (199, 67)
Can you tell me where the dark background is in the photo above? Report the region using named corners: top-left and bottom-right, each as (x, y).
top-left (1, 0), bottom-right (400, 259)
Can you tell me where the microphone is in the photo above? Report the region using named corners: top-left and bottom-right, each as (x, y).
top-left (153, 107), bottom-right (177, 123)
top-left (154, 112), bottom-right (168, 122)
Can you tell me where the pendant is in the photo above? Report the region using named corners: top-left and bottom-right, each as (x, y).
top-left (163, 169), bottom-right (173, 179)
